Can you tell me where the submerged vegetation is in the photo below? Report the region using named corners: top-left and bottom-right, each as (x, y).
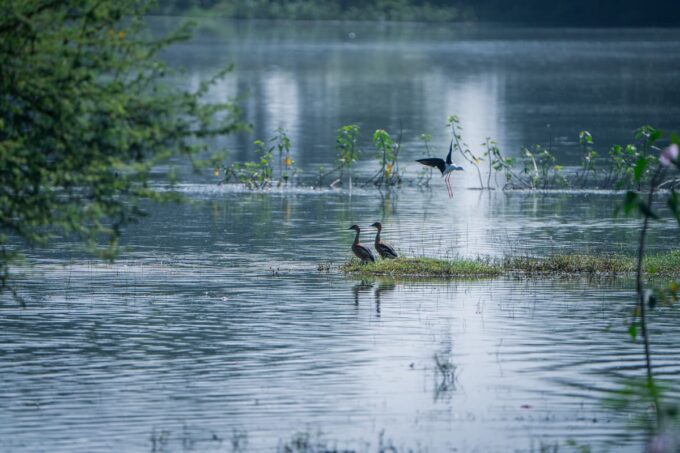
top-left (340, 251), bottom-right (680, 278)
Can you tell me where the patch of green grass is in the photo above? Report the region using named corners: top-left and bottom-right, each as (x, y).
top-left (340, 257), bottom-right (503, 278)
top-left (643, 250), bottom-right (680, 276)
top-left (504, 254), bottom-right (635, 275)
top-left (340, 251), bottom-right (680, 279)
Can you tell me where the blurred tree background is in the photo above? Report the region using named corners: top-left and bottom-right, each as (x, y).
top-left (0, 0), bottom-right (243, 297)
top-left (155, 0), bottom-right (680, 26)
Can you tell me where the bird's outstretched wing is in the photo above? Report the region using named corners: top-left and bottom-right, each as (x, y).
top-left (446, 139), bottom-right (453, 165)
top-left (416, 158), bottom-right (446, 174)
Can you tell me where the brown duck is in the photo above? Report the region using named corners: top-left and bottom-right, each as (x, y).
top-left (371, 222), bottom-right (398, 259)
top-left (348, 225), bottom-right (375, 264)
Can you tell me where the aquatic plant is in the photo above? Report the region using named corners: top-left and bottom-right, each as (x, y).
top-left (370, 128), bottom-right (402, 187)
top-left (615, 137), bottom-right (680, 437)
top-left (576, 130), bottom-right (598, 188)
top-left (335, 124), bottom-right (361, 191)
top-left (223, 139), bottom-right (273, 189)
top-left (448, 115), bottom-right (485, 189)
top-left (484, 136), bottom-right (515, 188)
top-left (272, 127), bottom-right (298, 186)
top-left (218, 117), bottom-right (680, 194)
top-left (521, 145), bottom-right (567, 190)
top-left (222, 128), bottom-right (300, 188)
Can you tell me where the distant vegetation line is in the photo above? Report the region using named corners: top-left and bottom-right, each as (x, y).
top-left (156, 0), bottom-right (472, 22)
top-left (156, 0), bottom-right (680, 26)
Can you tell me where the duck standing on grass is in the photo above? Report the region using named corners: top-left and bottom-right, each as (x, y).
top-left (370, 222), bottom-right (398, 259)
top-left (348, 225), bottom-right (375, 264)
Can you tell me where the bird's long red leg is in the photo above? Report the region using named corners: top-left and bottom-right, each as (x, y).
top-left (445, 174), bottom-right (452, 198)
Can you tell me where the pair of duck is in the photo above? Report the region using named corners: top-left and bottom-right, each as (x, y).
top-left (348, 222), bottom-right (398, 263)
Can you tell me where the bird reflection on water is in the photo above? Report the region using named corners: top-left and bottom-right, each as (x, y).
top-left (374, 281), bottom-right (396, 315)
top-left (350, 280), bottom-right (396, 316)
top-left (352, 280), bottom-right (374, 306)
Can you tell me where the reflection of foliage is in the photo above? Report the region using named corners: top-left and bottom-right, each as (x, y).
top-left (0, 0), bottom-right (243, 298)
top-left (605, 379), bottom-right (670, 436)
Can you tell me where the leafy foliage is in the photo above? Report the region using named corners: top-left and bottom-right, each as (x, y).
top-left (372, 128), bottom-right (401, 187)
top-left (448, 115), bottom-right (485, 188)
top-left (615, 130), bottom-right (680, 433)
top-left (223, 139), bottom-right (273, 189)
top-left (0, 0), bottom-right (243, 296)
top-left (336, 124), bottom-right (361, 188)
top-left (222, 128), bottom-right (299, 188)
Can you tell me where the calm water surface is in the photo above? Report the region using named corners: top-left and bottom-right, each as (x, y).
top-left (2, 19), bottom-right (680, 453)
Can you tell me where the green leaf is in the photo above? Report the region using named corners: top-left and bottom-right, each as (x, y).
top-left (628, 323), bottom-right (637, 341)
top-left (622, 191), bottom-right (639, 215)
top-left (633, 156), bottom-right (648, 182)
top-left (669, 190), bottom-right (680, 225)
top-left (671, 133), bottom-right (680, 146)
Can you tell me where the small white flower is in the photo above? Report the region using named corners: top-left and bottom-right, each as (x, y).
top-left (660, 143), bottom-right (679, 167)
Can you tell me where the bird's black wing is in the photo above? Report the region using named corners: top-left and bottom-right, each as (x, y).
top-left (377, 242), bottom-right (398, 259)
top-left (446, 139), bottom-right (453, 165)
top-left (353, 243), bottom-right (376, 263)
top-left (416, 158), bottom-right (446, 174)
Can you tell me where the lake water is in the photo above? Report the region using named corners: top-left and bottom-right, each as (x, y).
top-left (2, 19), bottom-right (680, 453)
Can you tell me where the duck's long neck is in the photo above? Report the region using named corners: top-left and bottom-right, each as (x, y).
top-left (374, 228), bottom-right (381, 244)
top-left (353, 229), bottom-right (360, 245)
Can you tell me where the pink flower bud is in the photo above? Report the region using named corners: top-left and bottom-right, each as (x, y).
top-left (660, 144), bottom-right (679, 167)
